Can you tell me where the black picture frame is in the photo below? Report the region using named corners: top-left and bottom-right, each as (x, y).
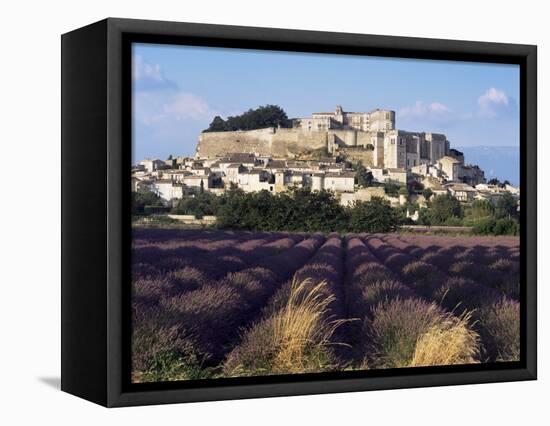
top-left (61, 17), bottom-right (537, 407)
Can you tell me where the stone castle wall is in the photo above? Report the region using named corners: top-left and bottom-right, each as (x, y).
top-left (195, 127), bottom-right (381, 159)
top-left (338, 147), bottom-right (374, 166)
top-left (329, 129), bottom-right (372, 147)
top-left (196, 127), bottom-right (329, 159)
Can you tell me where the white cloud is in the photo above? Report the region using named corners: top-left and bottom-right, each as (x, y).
top-left (398, 101), bottom-right (451, 118)
top-left (133, 55), bottom-right (160, 81)
top-left (132, 55), bottom-right (178, 91)
top-left (134, 91), bottom-right (216, 126)
top-left (477, 87), bottom-right (511, 118)
top-left (162, 93), bottom-right (212, 121)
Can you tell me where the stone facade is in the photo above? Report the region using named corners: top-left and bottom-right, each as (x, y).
top-left (152, 179), bottom-right (186, 202)
top-left (139, 159), bottom-right (164, 172)
top-left (294, 105), bottom-right (395, 132)
top-left (197, 127), bottom-right (328, 159)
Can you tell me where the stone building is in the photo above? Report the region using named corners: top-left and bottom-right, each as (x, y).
top-left (151, 179), bottom-right (186, 203)
top-left (446, 183), bottom-right (477, 202)
top-left (237, 169), bottom-right (275, 192)
top-left (182, 174), bottom-right (213, 192)
top-left (139, 158), bottom-right (164, 172)
top-left (293, 105), bottom-right (395, 132)
top-left (370, 167), bottom-right (408, 184)
top-left (310, 171), bottom-right (355, 193)
top-left (381, 130), bottom-right (448, 169)
top-left (438, 156), bottom-right (462, 182)
top-left (458, 164), bottom-right (485, 186)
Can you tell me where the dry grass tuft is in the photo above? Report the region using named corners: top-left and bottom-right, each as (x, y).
top-left (479, 297), bottom-right (520, 362)
top-left (410, 311), bottom-right (480, 367)
top-left (366, 298), bottom-right (480, 369)
top-left (224, 278), bottom-right (345, 376)
top-left (271, 278), bottom-right (343, 371)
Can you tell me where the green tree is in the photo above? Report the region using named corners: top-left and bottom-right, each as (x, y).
top-left (493, 218), bottom-right (519, 235)
top-left (466, 199), bottom-right (495, 220)
top-left (417, 207), bottom-right (432, 226)
top-left (216, 187), bottom-right (256, 229)
top-left (204, 105), bottom-right (290, 132)
top-left (383, 181), bottom-right (402, 197)
top-left (284, 188), bottom-right (347, 232)
top-left (172, 192), bottom-right (219, 218)
top-left (214, 186), bottom-right (409, 233)
top-left (422, 188), bottom-right (433, 201)
top-left (131, 189), bottom-right (164, 214)
top-left (348, 197), bottom-right (401, 233)
top-left (472, 216), bottom-right (518, 236)
top-left (495, 192), bottom-right (518, 220)
top-left (354, 161), bottom-right (373, 187)
top-left (398, 186), bottom-right (409, 196)
top-left (427, 194), bottom-right (463, 225)
top-left (207, 116), bottom-right (226, 132)
top-left (215, 187), bottom-right (348, 232)
top-left (472, 217), bottom-right (496, 235)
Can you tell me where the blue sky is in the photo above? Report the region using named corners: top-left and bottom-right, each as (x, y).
top-left (132, 42), bottom-right (520, 166)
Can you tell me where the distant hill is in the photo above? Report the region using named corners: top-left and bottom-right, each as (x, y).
top-left (457, 145), bottom-right (520, 186)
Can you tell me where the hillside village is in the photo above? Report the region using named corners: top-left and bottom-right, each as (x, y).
top-left (132, 105), bottom-right (519, 220)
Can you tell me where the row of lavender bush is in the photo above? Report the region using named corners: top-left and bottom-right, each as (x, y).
top-left (364, 236), bottom-right (519, 362)
top-left (344, 236), bottom-right (478, 369)
top-left (223, 235), bottom-right (347, 376)
top-left (132, 233), bottom-right (325, 381)
top-left (384, 234), bottom-right (519, 301)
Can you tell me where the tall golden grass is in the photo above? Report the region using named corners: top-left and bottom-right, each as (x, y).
top-left (271, 278), bottom-right (345, 372)
top-left (410, 311), bottom-right (480, 367)
top-left (365, 298), bottom-right (480, 369)
top-left (224, 278), bottom-right (346, 376)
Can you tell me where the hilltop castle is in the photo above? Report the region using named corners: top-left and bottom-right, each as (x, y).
top-left (196, 105), bottom-right (451, 170)
top-left (134, 106), bottom-right (490, 207)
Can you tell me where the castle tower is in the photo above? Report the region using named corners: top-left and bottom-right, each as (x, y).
top-left (334, 105), bottom-right (344, 125)
top-left (371, 132), bottom-right (385, 167)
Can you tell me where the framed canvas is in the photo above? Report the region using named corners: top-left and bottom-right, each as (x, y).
top-left (61, 18), bottom-right (537, 407)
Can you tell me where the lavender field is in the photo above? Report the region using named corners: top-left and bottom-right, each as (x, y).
top-left (131, 229), bottom-right (520, 382)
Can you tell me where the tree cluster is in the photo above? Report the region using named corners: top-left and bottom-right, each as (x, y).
top-left (172, 192), bottom-right (219, 218)
top-left (131, 189), bottom-right (164, 215)
top-left (353, 161), bottom-right (374, 187)
top-left (488, 178), bottom-right (512, 187)
top-left (203, 105), bottom-right (291, 132)
top-left (416, 193), bottom-right (519, 235)
top-left (418, 194), bottom-right (463, 226)
top-left (170, 187), bottom-right (402, 233)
